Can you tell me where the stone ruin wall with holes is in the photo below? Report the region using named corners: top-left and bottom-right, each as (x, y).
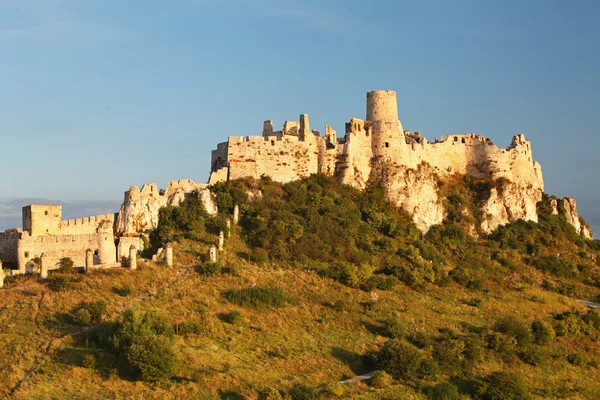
top-left (114, 179), bottom-right (218, 236)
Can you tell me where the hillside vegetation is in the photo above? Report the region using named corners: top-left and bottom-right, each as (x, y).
top-left (2, 174), bottom-right (600, 399)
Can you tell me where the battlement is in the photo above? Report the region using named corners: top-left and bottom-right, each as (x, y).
top-left (208, 89), bottom-right (544, 194)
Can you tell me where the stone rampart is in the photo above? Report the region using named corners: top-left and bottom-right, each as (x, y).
top-left (60, 213), bottom-right (115, 235)
top-left (0, 230), bottom-right (22, 265)
top-left (17, 232), bottom-right (116, 273)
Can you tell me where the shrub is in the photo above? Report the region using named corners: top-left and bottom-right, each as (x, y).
top-left (417, 358), bottom-right (440, 379)
top-left (377, 339), bottom-right (423, 380)
top-left (531, 320), bottom-right (556, 344)
top-left (426, 382), bottom-right (461, 400)
top-left (432, 338), bottom-right (465, 369)
top-left (333, 300), bottom-right (348, 312)
top-left (464, 298), bottom-right (482, 307)
top-left (409, 332), bottom-right (434, 349)
top-left (478, 371), bottom-right (528, 400)
top-left (554, 312), bottom-right (586, 336)
top-left (520, 346), bottom-right (547, 366)
top-left (485, 332), bottom-right (516, 353)
top-left (567, 352), bottom-right (587, 366)
top-left (113, 285), bottom-right (132, 297)
top-left (82, 354), bottom-right (96, 369)
top-left (198, 262), bottom-right (221, 277)
top-left (59, 257), bottom-right (74, 271)
top-left (223, 287), bottom-right (291, 309)
top-left (111, 308), bottom-right (173, 352)
top-left (382, 317), bottom-right (405, 339)
top-left (362, 275), bottom-right (394, 291)
top-left (72, 300), bottom-right (107, 325)
top-left (288, 384), bottom-right (320, 400)
top-left (127, 334), bottom-right (175, 381)
top-left (175, 321), bottom-right (205, 335)
top-left (48, 275), bottom-right (72, 291)
top-left (492, 315), bottom-right (533, 347)
top-left (325, 382), bottom-right (345, 397)
top-left (370, 370), bottom-right (393, 388)
top-left (532, 255), bottom-right (577, 278)
top-left (223, 310), bottom-right (243, 324)
top-left (260, 388), bottom-right (284, 400)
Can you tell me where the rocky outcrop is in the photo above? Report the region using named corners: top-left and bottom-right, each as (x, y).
top-left (371, 162), bottom-right (445, 233)
top-left (480, 183), bottom-right (543, 234)
top-left (557, 197), bottom-right (593, 239)
top-left (115, 180), bottom-right (217, 236)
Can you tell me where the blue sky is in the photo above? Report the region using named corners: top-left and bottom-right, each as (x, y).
top-left (0, 0), bottom-right (599, 232)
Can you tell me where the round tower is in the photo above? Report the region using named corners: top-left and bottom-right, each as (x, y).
top-left (366, 90), bottom-right (399, 122)
top-left (366, 90), bottom-right (404, 154)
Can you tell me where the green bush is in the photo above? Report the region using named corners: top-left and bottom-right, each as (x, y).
top-left (426, 382), bottom-right (461, 400)
top-left (382, 317), bottom-right (405, 339)
top-left (223, 310), bottom-right (243, 324)
top-left (478, 371), bottom-right (528, 400)
top-left (175, 321), bottom-right (205, 335)
top-left (127, 334), bottom-right (175, 381)
top-left (409, 332), bottom-right (434, 349)
top-left (432, 338), bottom-right (465, 369)
top-left (417, 358), bottom-right (440, 379)
top-left (260, 388), bottom-right (285, 400)
top-left (520, 346), bottom-right (547, 366)
top-left (113, 285), bottom-right (132, 297)
top-left (325, 382), bottom-right (345, 397)
top-left (288, 384), bottom-right (320, 400)
top-left (111, 308), bottom-right (173, 352)
top-left (567, 352), bottom-right (587, 366)
top-left (48, 275), bottom-right (72, 291)
top-left (492, 315), bottom-right (533, 348)
top-left (377, 339), bottom-right (423, 380)
top-left (72, 300), bottom-right (107, 325)
top-left (322, 263), bottom-right (374, 288)
top-left (485, 332), bottom-right (517, 353)
top-left (333, 300), bottom-right (348, 312)
top-left (362, 275), bottom-right (394, 291)
top-left (59, 257), bottom-right (74, 271)
top-left (554, 312), bottom-right (586, 336)
top-left (223, 287), bottom-right (291, 309)
top-left (532, 255), bottom-right (577, 278)
top-left (370, 370), bottom-right (393, 388)
top-left (198, 262), bottom-right (221, 277)
top-left (531, 320), bottom-right (556, 344)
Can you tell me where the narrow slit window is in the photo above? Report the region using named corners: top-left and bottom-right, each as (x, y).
top-left (385, 142), bottom-right (390, 148)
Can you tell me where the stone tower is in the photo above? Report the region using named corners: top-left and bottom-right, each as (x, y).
top-left (366, 90), bottom-right (404, 154)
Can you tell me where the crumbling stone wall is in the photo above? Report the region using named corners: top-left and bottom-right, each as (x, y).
top-left (17, 232), bottom-right (116, 273)
top-left (115, 179), bottom-right (217, 236)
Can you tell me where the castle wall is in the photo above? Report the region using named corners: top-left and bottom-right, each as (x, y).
top-left (117, 236), bottom-right (142, 260)
top-left (0, 230), bottom-right (21, 266)
top-left (115, 179), bottom-right (217, 236)
top-left (226, 135), bottom-right (321, 182)
top-left (60, 213), bottom-right (115, 235)
top-left (17, 232), bottom-right (116, 273)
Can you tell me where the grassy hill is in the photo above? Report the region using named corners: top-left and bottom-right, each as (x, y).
top-left (2, 174), bottom-right (600, 399)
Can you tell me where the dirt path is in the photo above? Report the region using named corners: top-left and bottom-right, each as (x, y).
top-left (8, 265), bottom-right (191, 398)
top-left (577, 300), bottom-right (600, 308)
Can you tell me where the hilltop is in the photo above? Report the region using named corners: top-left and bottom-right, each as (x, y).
top-left (2, 175), bottom-right (600, 399)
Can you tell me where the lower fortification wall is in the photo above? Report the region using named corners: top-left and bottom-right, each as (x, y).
top-left (17, 232), bottom-right (116, 273)
top-left (60, 213), bottom-right (115, 235)
top-left (0, 230), bottom-right (22, 266)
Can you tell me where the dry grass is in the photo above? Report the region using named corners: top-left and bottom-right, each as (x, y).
top-left (1, 238), bottom-right (599, 399)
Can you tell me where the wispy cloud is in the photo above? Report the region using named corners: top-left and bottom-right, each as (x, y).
top-left (0, 0), bottom-right (138, 45)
